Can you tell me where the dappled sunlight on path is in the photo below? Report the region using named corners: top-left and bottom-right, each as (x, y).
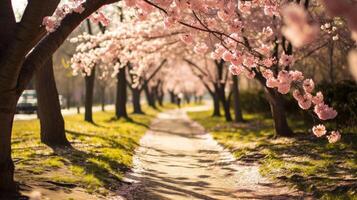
top-left (114, 108), bottom-right (306, 200)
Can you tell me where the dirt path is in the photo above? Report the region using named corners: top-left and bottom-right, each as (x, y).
top-left (115, 107), bottom-right (306, 200)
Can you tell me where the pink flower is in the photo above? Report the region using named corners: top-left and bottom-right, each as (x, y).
top-left (293, 90), bottom-right (304, 101)
top-left (73, 4), bottom-right (85, 14)
top-left (210, 52), bottom-right (220, 60)
top-left (262, 69), bottom-right (274, 79)
top-left (327, 131), bottom-right (341, 143)
top-left (262, 58), bottom-right (275, 68)
top-left (314, 103), bottom-right (338, 120)
top-left (193, 43), bottom-right (208, 54)
top-left (42, 16), bottom-right (57, 32)
top-left (266, 77), bottom-right (279, 88)
top-left (124, 0), bottom-right (136, 7)
top-left (180, 33), bottom-right (193, 45)
top-left (289, 70), bottom-right (304, 81)
top-left (277, 83), bottom-right (291, 94)
top-left (229, 65), bottom-right (244, 76)
top-left (231, 54), bottom-right (244, 66)
top-left (279, 54), bottom-right (294, 67)
top-left (312, 124), bottom-right (327, 137)
top-left (312, 92), bottom-right (324, 105)
top-left (303, 79), bottom-right (315, 93)
top-left (243, 56), bottom-right (256, 68)
top-left (222, 51), bottom-right (234, 62)
top-left (164, 17), bottom-right (175, 28)
top-left (238, 1), bottom-right (252, 14)
top-left (298, 93), bottom-right (312, 110)
top-left (277, 70), bottom-right (292, 83)
top-left (281, 4), bottom-right (319, 48)
top-left (217, 10), bottom-right (230, 22)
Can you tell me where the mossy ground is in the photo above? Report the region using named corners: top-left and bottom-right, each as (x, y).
top-left (12, 105), bottom-right (166, 198)
top-left (188, 110), bottom-right (357, 200)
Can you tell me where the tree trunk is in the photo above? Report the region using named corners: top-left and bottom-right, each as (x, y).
top-left (169, 91), bottom-right (175, 103)
top-left (0, 112), bottom-right (16, 192)
top-left (84, 67), bottom-right (95, 122)
top-left (132, 88), bottom-right (144, 114)
top-left (115, 67), bottom-right (128, 118)
top-left (222, 99), bottom-right (233, 122)
top-left (144, 85), bottom-right (156, 109)
top-left (0, 89), bottom-right (17, 192)
top-left (232, 76), bottom-right (244, 122)
top-left (217, 85), bottom-right (232, 122)
top-left (157, 93), bottom-right (164, 106)
top-left (101, 85), bottom-right (105, 112)
top-left (35, 58), bottom-right (70, 147)
top-left (264, 88), bottom-right (294, 137)
top-left (212, 93), bottom-right (221, 117)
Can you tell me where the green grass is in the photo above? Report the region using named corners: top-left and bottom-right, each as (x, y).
top-left (188, 110), bottom-right (357, 199)
top-left (12, 105), bottom-right (163, 196)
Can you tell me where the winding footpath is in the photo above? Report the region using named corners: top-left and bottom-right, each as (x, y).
top-left (114, 107), bottom-right (306, 200)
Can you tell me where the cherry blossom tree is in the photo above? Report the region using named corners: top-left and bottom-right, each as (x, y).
top-left (122, 0), bottom-right (348, 140)
top-left (0, 0), bottom-right (118, 192)
top-left (1, 0), bottom-right (355, 193)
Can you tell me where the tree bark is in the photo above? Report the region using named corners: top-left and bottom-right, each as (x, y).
top-left (115, 67), bottom-right (128, 118)
top-left (216, 85), bottom-right (232, 122)
top-left (144, 85), bottom-right (156, 109)
top-left (0, 112), bottom-right (16, 192)
top-left (212, 93), bottom-right (221, 117)
top-left (132, 88), bottom-right (144, 114)
top-left (0, 0), bottom-right (119, 192)
top-left (157, 91), bottom-right (164, 106)
top-left (232, 76), bottom-right (244, 122)
top-left (101, 85), bottom-right (106, 112)
top-left (84, 67), bottom-right (95, 122)
top-left (169, 91), bottom-right (175, 103)
top-left (264, 88), bottom-right (294, 137)
top-left (35, 58), bottom-right (70, 147)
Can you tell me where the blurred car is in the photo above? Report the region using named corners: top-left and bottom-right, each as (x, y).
top-left (16, 90), bottom-right (37, 114)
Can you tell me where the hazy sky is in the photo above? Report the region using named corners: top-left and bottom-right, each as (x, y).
top-left (12, 0), bottom-right (27, 21)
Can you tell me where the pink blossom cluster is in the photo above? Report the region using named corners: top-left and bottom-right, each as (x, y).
top-left (68, 0), bottom-right (347, 143)
top-left (312, 124), bottom-right (341, 143)
top-left (281, 4), bottom-right (319, 48)
top-left (43, 0), bottom-right (85, 32)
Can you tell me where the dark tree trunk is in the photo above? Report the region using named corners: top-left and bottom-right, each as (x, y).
top-left (0, 0), bottom-right (119, 193)
top-left (217, 85), bottom-right (232, 122)
top-left (101, 85), bottom-right (105, 112)
top-left (84, 67), bottom-right (95, 122)
top-left (232, 76), bottom-right (244, 122)
top-left (185, 95), bottom-right (191, 104)
top-left (212, 93), bottom-right (221, 117)
top-left (144, 85), bottom-right (156, 109)
top-left (222, 99), bottom-right (233, 122)
top-left (0, 112), bottom-right (16, 192)
top-left (264, 88), bottom-right (294, 137)
top-left (169, 91), bottom-right (175, 103)
top-left (157, 93), bottom-right (164, 106)
top-left (132, 88), bottom-right (144, 114)
top-left (35, 58), bottom-right (70, 147)
top-left (115, 67), bottom-right (128, 118)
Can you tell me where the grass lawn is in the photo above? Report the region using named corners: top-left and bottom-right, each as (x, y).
top-left (12, 105), bottom-right (165, 198)
top-left (188, 110), bottom-right (357, 200)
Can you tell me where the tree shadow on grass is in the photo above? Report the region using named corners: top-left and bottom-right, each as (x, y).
top-left (53, 146), bottom-right (127, 190)
top-left (200, 111), bottom-right (357, 198)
